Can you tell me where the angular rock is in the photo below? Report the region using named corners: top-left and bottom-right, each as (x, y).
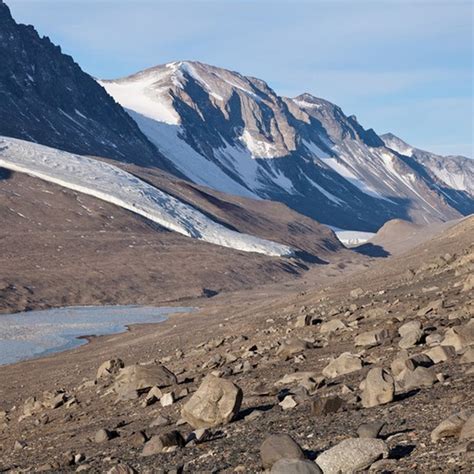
top-left (357, 421), bottom-right (386, 439)
top-left (399, 366), bottom-right (437, 391)
top-left (181, 374), bottom-right (242, 428)
top-left (424, 345), bottom-right (456, 364)
top-left (310, 396), bottom-right (344, 416)
top-left (322, 353), bottom-right (362, 378)
top-left (279, 395), bottom-right (298, 410)
top-left (431, 411), bottom-right (471, 442)
top-left (160, 392), bottom-right (175, 407)
top-left (316, 438), bottom-right (388, 474)
top-left (355, 329), bottom-right (388, 347)
top-left (275, 372), bottom-right (323, 393)
top-left (441, 324), bottom-right (474, 352)
top-left (260, 434), bottom-right (305, 470)
top-left (360, 368), bottom-right (395, 408)
top-left (271, 459), bottom-right (322, 473)
top-left (350, 288), bottom-right (364, 299)
top-left (113, 363), bottom-right (177, 394)
top-left (141, 431), bottom-right (185, 456)
top-left (97, 359), bottom-right (124, 379)
top-left (460, 414), bottom-right (474, 441)
top-left (460, 347), bottom-right (474, 364)
top-left (398, 321), bottom-right (423, 349)
top-left (320, 319), bottom-right (347, 334)
top-left (276, 339), bottom-right (309, 359)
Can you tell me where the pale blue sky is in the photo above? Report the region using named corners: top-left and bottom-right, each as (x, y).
top-left (7, 0), bottom-right (473, 157)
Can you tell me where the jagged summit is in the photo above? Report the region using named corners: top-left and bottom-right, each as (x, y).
top-left (0, 2), bottom-right (170, 167)
top-left (101, 61), bottom-right (474, 230)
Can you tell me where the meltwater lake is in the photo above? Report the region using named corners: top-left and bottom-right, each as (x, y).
top-left (0, 305), bottom-right (193, 366)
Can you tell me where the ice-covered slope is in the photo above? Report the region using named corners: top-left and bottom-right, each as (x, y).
top-left (100, 61), bottom-right (473, 231)
top-left (0, 137), bottom-right (293, 257)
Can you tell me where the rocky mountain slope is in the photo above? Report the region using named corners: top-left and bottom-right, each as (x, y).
top-left (0, 1), bottom-right (169, 168)
top-left (100, 61), bottom-right (473, 231)
top-left (0, 157), bottom-right (348, 314)
top-left (0, 217), bottom-right (472, 472)
top-left (382, 133), bottom-right (474, 216)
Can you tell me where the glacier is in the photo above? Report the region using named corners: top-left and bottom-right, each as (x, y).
top-left (0, 137), bottom-right (294, 257)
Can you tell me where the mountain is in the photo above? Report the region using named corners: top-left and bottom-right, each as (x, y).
top-left (381, 133), bottom-right (474, 216)
top-left (100, 61), bottom-right (473, 231)
top-left (0, 1), bottom-right (168, 167)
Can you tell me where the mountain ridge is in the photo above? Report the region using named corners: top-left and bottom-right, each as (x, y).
top-left (101, 60), bottom-right (473, 231)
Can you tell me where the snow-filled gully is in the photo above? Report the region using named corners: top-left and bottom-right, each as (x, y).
top-left (0, 137), bottom-right (294, 257)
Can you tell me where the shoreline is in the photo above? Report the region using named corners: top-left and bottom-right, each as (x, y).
top-left (0, 305), bottom-right (197, 368)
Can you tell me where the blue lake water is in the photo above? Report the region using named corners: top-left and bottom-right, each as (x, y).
top-left (0, 305), bottom-right (193, 366)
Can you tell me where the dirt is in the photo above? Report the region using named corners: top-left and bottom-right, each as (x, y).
top-left (0, 216), bottom-right (472, 473)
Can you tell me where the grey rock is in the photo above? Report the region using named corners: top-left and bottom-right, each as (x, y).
top-left (316, 438), bottom-right (388, 473)
top-left (357, 421), bottom-right (386, 439)
top-left (271, 459), bottom-right (322, 474)
top-left (141, 431), bottom-right (185, 456)
top-left (260, 434), bottom-right (305, 470)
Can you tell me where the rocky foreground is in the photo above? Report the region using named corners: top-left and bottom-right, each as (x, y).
top-left (0, 218), bottom-right (473, 473)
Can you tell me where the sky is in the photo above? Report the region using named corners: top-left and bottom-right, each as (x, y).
top-left (7, 0), bottom-right (474, 157)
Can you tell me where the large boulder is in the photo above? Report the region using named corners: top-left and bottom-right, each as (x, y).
top-left (360, 368), bottom-right (395, 408)
top-left (181, 374), bottom-right (242, 429)
top-left (322, 353), bottom-right (362, 379)
top-left (260, 434), bottom-right (305, 470)
top-left (316, 438), bottom-right (388, 473)
top-left (113, 363), bottom-right (176, 395)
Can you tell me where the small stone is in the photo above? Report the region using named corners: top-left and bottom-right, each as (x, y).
top-left (260, 434), bottom-right (305, 470)
top-left (357, 421), bottom-right (386, 439)
top-left (276, 339), bottom-right (309, 359)
top-left (160, 392), bottom-right (175, 407)
top-left (150, 414), bottom-right (170, 428)
top-left (141, 431), bottom-right (185, 456)
top-left (431, 411), bottom-right (471, 442)
top-left (322, 353), bottom-right (362, 378)
top-left (271, 458), bottom-right (322, 473)
top-left (310, 396), bottom-right (344, 416)
top-left (316, 438), bottom-right (388, 474)
top-left (279, 395), bottom-right (298, 410)
top-left (14, 440), bottom-right (26, 451)
top-left (95, 428), bottom-right (113, 443)
top-left (350, 288), bottom-right (364, 298)
top-left (320, 319), bottom-right (347, 334)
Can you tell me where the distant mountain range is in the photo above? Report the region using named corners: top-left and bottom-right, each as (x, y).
top-left (1, 1), bottom-right (472, 235)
